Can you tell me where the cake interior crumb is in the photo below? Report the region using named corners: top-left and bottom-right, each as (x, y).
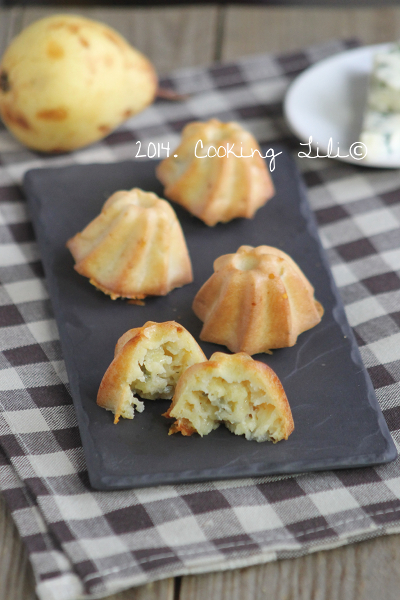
top-left (174, 376), bottom-right (284, 442)
top-left (131, 341), bottom-right (193, 400)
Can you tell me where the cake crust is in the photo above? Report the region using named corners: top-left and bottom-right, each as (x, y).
top-left (192, 245), bottom-right (324, 354)
top-left (67, 188), bottom-right (193, 300)
top-left (156, 119), bottom-right (275, 226)
top-left (97, 321), bottom-right (206, 423)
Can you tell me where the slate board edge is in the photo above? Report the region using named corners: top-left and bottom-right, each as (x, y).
top-left (293, 161), bottom-right (397, 467)
top-left (22, 150), bottom-right (397, 491)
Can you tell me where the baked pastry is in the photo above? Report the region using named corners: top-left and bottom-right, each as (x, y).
top-left (97, 321), bottom-right (206, 423)
top-left (164, 352), bottom-right (294, 442)
top-left (193, 245), bottom-right (324, 354)
top-left (156, 119), bottom-right (275, 226)
top-left (66, 188), bottom-right (193, 300)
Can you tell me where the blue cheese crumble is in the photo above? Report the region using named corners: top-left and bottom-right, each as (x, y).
top-left (360, 43), bottom-right (400, 162)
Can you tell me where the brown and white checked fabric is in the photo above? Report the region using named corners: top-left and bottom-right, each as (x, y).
top-left (0, 39), bottom-right (400, 600)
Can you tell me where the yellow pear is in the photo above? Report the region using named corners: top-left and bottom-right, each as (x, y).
top-left (0, 15), bottom-right (158, 152)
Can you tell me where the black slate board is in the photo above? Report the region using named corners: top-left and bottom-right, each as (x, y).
top-left (23, 148), bottom-right (397, 490)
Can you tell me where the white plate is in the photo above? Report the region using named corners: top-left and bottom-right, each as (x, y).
top-left (284, 43), bottom-right (400, 169)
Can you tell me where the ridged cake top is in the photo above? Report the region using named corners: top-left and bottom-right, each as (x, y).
top-left (156, 119), bottom-right (275, 226)
top-left (193, 245), bottom-right (324, 354)
top-left (66, 188), bottom-right (193, 300)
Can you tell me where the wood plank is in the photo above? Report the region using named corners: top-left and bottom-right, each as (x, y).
top-left (91, 7), bottom-right (219, 74)
top-left (0, 491), bottom-right (37, 600)
top-left (103, 578), bottom-right (174, 600)
top-left (0, 8), bottom-right (24, 57)
top-left (222, 7), bottom-right (400, 60)
top-left (179, 533), bottom-right (400, 600)
top-left (0, 486), bottom-right (175, 600)
top-left (20, 7), bottom-right (219, 75)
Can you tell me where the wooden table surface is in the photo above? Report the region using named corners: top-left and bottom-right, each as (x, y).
top-left (1, 5), bottom-right (400, 600)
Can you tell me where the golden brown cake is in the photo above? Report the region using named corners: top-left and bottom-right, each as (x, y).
top-left (97, 321), bottom-right (207, 423)
top-left (193, 245), bottom-right (324, 355)
top-left (66, 188), bottom-right (193, 300)
top-left (156, 119), bottom-right (275, 226)
top-left (164, 352), bottom-right (294, 442)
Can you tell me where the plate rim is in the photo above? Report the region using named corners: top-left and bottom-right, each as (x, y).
top-left (283, 42), bottom-right (400, 169)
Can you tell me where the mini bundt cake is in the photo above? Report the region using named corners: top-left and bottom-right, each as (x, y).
top-left (164, 352), bottom-right (294, 442)
top-left (66, 188), bottom-right (193, 300)
top-left (193, 245), bottom-right (324, 355)
top-left (97, 321), bottom-right (206, 423)
top-left (156, 119), bottom-right (275, 226)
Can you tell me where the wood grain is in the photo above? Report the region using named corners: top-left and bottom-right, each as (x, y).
top-left (0, 491), bottom-right (37, 600)
top-left (179, 533), bottom-right (400, 600)
top-left (0, 8), bottom-right (23, 58)
top-left (18, 6), bottom-right (219, 75)
top-left (103, 579), bottom-right (174, 600)
top-left (222, 7), bottom-right (400, 60)
top-left (0, 482), bottom-right (174, 600)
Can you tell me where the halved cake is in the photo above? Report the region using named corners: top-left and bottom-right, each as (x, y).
top-left (97, 321), bottom-right (207, 423)
top-left (156, 119), bottom-right (275, 226)
top-left (66, 188), bottom-right (193, 300)
top-left (164, 352), bottom-right (294, 442)
top-left (193, 245), bottom-right (324, 354)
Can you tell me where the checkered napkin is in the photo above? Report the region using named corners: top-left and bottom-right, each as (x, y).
top-left (1, 38), bottom-right (400, 600)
